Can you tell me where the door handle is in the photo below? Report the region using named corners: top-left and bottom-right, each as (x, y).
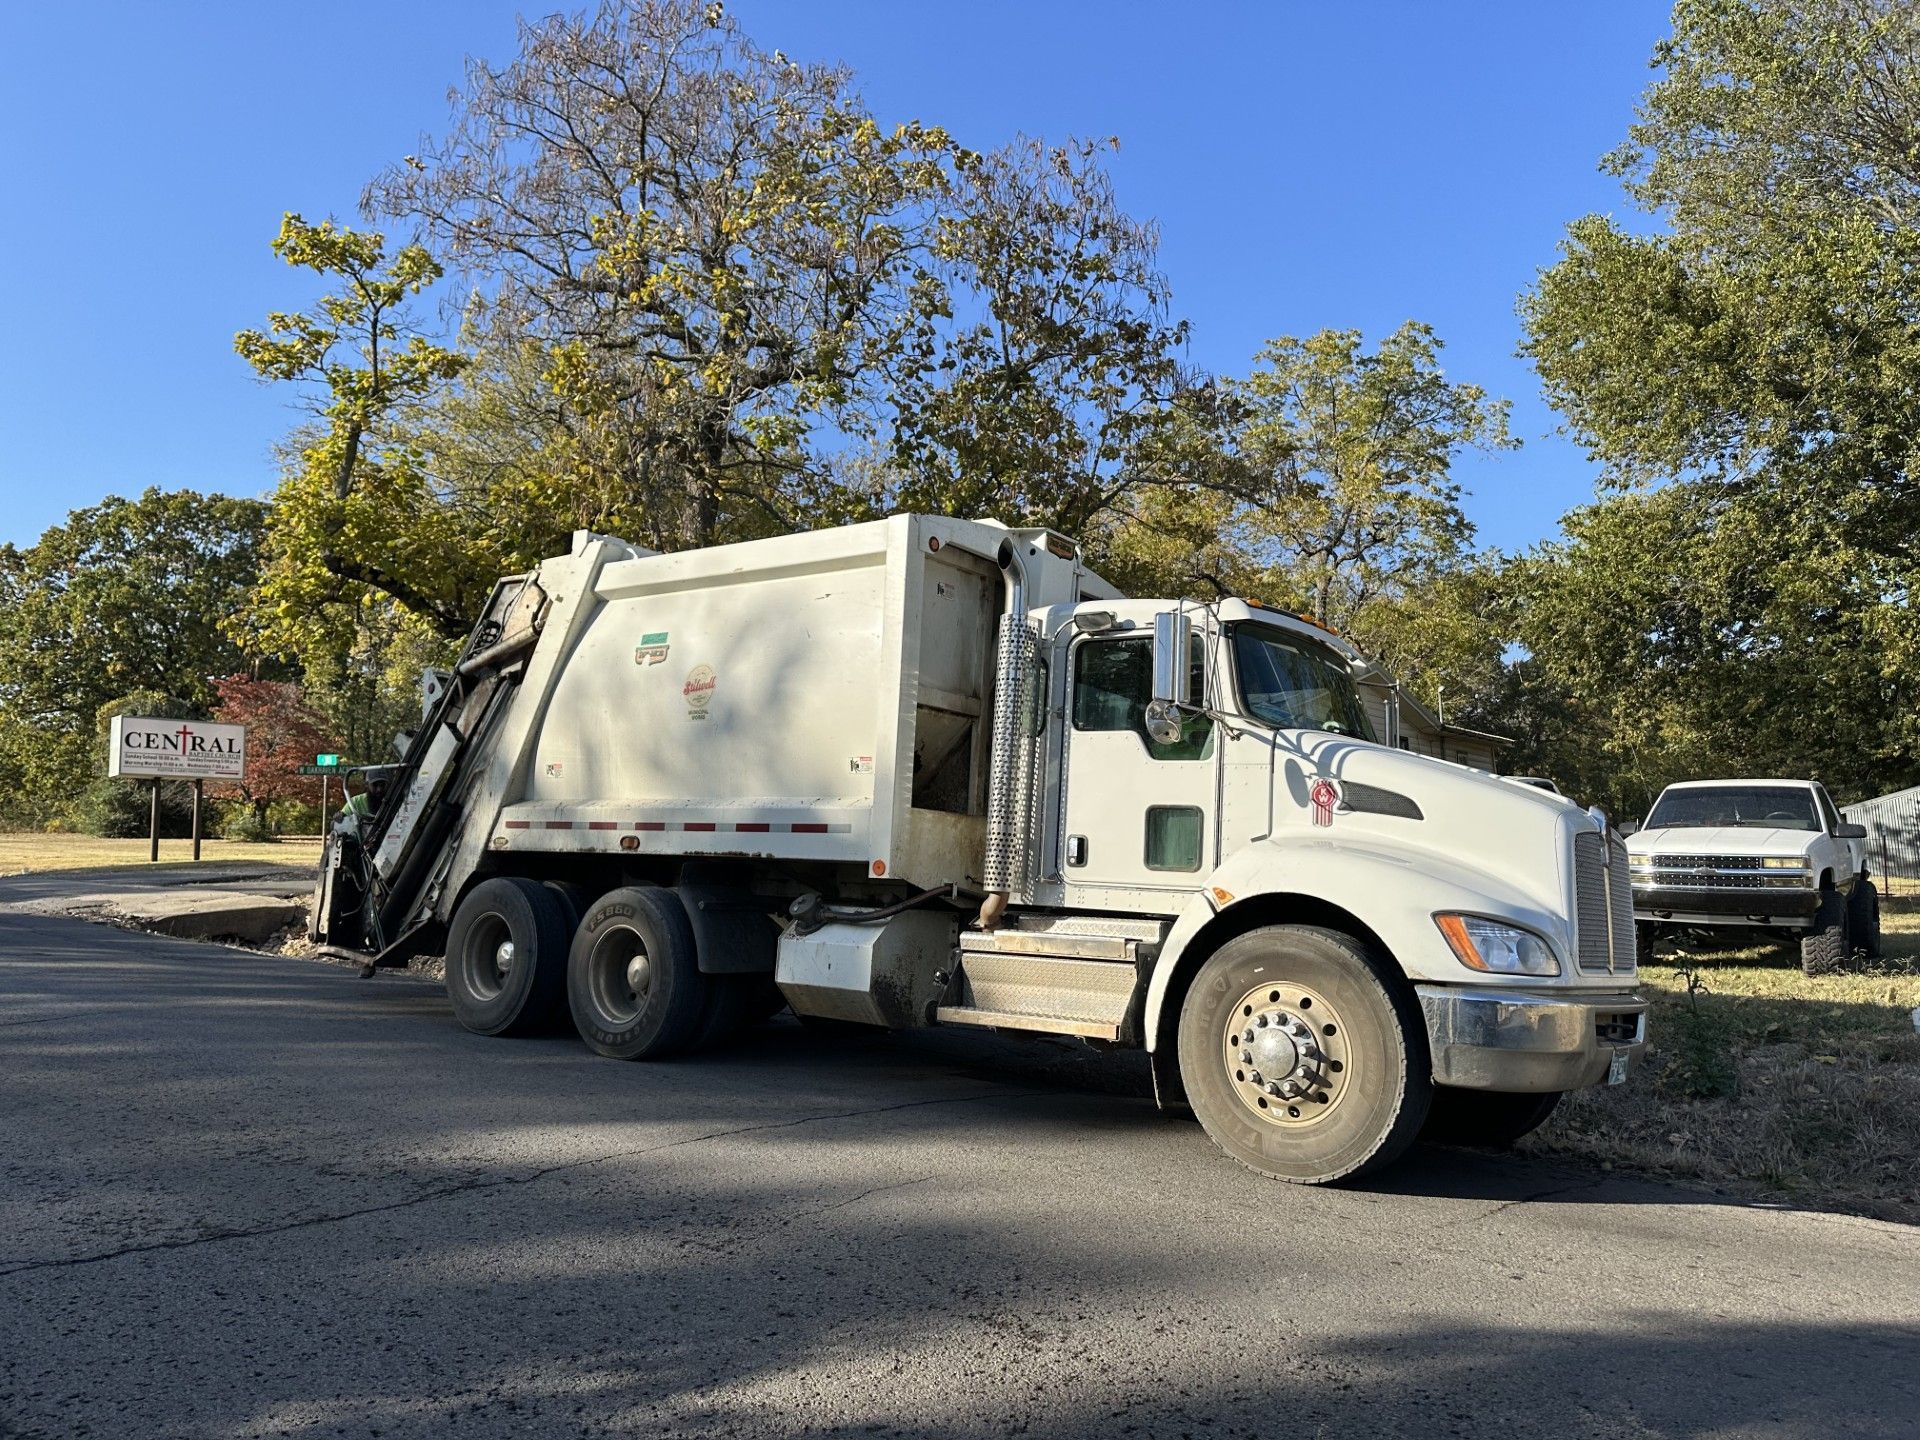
top-left (1067, 834), bottom-right (1087, 866)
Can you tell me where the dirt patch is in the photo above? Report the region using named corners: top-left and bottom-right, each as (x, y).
top-left (1519, 902), bottom-right (1920, 1225)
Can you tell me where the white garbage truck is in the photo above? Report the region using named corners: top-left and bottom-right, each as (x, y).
top-left (313, 514), bottom-right (1646, 1182)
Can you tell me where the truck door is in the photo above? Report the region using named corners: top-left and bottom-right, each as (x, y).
top-left (1060, 631), bottom-right (1216, 908)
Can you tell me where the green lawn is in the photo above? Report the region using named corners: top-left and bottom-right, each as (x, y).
top-left (0, 832), bottom-right (322, 876)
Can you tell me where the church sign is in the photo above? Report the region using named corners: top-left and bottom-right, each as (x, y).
top-left (108, 716), bottom-right (247, 781)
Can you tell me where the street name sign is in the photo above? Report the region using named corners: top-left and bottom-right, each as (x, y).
top-left (108, 716), bottom-right (247, 781)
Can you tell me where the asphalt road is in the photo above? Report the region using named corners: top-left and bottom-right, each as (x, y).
top-left (2, 907), bottom-right (1916, 1440)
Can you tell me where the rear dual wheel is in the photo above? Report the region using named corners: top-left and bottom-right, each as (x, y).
top-left (1178, 925), bottom-right (1430, 1184)
top-left (568, 886), bottom-right (709, 1059)
top-left (444, 878), bottom-right (572, 1036)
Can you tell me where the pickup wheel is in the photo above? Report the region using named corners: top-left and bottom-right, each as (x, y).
top-left (1177, 925), bottom-right (1431, 1184)
top-left (567, 886), bottom-right (708, 1059)
top-left (1635, 922), bottom-right (1658, 969)
top-left (1421, 1087), bottom-right (1562, 1148)
top-left (1847, 877), bottom-right (1882, 960)
top-left (444, 877), bottom-right (572, 1037)
top-left (1799, 886), bottom-right (1851, 976)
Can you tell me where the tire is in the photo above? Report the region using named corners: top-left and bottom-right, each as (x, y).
top-left (1176, 925), bottom-right (1431, 1184)
top-left (693, 974), bottom-right (765, 1048)
top-left (1422, 1087), bottom-right (1562, 1149)
top-left (1848, 877), bottom-right (1882, 960)
top-left (1635, 922), bottom-right (1657, 969)
top-left (567, 886), bottom-right (708, 1059)
top-left (543, 881), bottom-right (595, 931)
top-left (444, 877), bottom-right (573, 1037)
top-left (1799, 886), bottom-right (1850, 976)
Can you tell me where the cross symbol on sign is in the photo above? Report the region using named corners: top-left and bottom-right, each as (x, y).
top-left (175, 724), bottom-right (194, 750)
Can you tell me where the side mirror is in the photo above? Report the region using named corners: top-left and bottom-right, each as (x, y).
top-left (1151, 610), bottom-right (1192, 706)
top-left (1146, 610), bottom-right (1192, 745)
top-left (1837, 821), bottom-right (1867, 839)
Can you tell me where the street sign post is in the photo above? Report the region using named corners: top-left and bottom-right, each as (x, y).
top-left (306, 753), bottom-right (345, 827)
top-left (107, 716), bottom-right (247, 862)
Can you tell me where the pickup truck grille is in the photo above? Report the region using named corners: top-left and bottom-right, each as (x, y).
top-left (1574, 831), bottom-right (1636, 976)
top-left (1630, 856), bottom-right (1809, 890)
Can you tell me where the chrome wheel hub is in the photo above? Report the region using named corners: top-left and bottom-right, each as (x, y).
top-left (494, 940), bottom-right (516, 974)
top-left (1222, 981), bottom-right (1350, 1125)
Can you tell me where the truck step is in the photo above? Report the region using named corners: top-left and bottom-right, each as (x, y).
top-left (933, 1005), bottom-right (1121, 1041)
top-left (948, 950), bottom-right (1139, 1041)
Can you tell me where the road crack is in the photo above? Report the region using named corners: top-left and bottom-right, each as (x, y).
top-left (0, 1088), bottom-right (1041, 1279)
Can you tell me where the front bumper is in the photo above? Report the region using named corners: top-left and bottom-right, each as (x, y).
top-left (1631, 884), bottom-right (1819, 922)
top-left (1417, 985), bottom-right (1647, 1094)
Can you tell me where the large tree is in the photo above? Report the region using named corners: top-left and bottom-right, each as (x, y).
top-left (1521, 0), bottom-right (1920, 789)
top-left (365, 0), bottom-right (955, 554)
top-left (0, 489), bottom-right (266, 827)
top-left (1100, 323), bottom-right (1514, 724)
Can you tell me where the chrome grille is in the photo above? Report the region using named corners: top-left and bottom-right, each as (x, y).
top-left (1630, 855), bottom-right (1810, 891)
top-left (1638, 853), bottom-right (1775, 871)
top-left (1574, 831), bottom-right (1636, 976)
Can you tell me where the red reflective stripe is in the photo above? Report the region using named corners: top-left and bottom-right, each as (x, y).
top-left (634, 822), bottom-right (666, 832)
top-left (791, 823), bottom-right (828, 833)
top-left (503, 821), bottom-right (531, 830)
top-left (586, 821), bottom-right (617, 831)
top-left (543, 820), bottom-right (572, 830)
top-left (734, 822), bottom-right (770, 833)
top-left (683, 822), bottom-right (717, 832)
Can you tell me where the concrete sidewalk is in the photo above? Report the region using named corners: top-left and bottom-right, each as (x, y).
top-left (0, 861), bottom-right (312, 943)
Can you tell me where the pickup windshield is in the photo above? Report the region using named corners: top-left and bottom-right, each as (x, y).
top-left (1230, 623), bottom-right (1375, 740)
top-left (1645, 786), bottom-right (1820, 831)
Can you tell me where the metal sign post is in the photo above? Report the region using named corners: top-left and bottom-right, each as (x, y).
top-left (191, 778), bottom-right (204, 861)
top-left (149, 780), bottom-right (160, 864)
top-left (301, 755), bottom-right (345, 834)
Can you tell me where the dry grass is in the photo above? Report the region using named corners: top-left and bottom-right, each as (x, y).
top-left (1522, 898), bottom-right (1920, 1224)
top-left (0, 831), bottom-right (322, 876)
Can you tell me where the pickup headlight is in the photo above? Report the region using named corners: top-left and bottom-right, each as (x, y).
top-left (1434, 914), bottom-right (1561, 977)
top-left (1760, 856), bottom-right (1811, 869)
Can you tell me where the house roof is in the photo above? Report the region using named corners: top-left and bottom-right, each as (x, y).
top-left (1350, 665), bottom-right (1510, 747)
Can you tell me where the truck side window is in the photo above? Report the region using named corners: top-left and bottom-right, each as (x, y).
top-left (1072, 637), bottom-right (1212, 761)
top-left (1814, 785), bottom-right (1840, 833)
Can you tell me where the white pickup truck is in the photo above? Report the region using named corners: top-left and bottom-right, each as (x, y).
top-left (1627, 779), bottom-right (1879, 973)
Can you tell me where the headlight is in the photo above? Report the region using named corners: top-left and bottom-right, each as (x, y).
top-left (1760, 856), bottom-right (1811, 869)
top-left (1435, 914), bottom-right (1562, 977)
top-left (1627, 857), bottom-right (1655, 870)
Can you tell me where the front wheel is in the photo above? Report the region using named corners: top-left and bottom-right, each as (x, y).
top-left (1177, 925), bottom-right (1431, 1184)
top-left (1421, 1087), bottom-right (1562, 1148)
top-left (1800, 887), bottom-right (1850, 976)
top-left (1848, 878), bottom-right (1881, 960)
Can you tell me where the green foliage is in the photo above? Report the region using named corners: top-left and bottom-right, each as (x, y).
top-left (73, 778), bottom-right (199, 840)
top-left (1661, 956), bottom-right (1741, 1100)
top-left (364, 0), bottom-right (955, 555)
top-left (0, 493), bottom-right (265, 828)
top-left (884, 137), bottom-right (1201, 535)
top-left (220, 809), bottom-right (276, 843)
top-left (1520, 0), bottom-right (1920, 803)
top-left (1100, 323), bottom-right (1514, 725)
top-left (236, 214), bottom-right (473, 646)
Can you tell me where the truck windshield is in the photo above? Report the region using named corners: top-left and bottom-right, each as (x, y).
top-left (1229, 624), bottom-right (1375, 740)
top-left (1645, 786), bottom-right (1820, 831)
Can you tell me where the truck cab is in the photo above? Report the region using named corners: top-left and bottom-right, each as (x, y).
top-left (1627, 778), bottom-right (1880, 973)
top-left (312, 515), bottom-right (1646, 1185)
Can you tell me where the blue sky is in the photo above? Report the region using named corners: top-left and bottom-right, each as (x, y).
top-left (0, 2), bottom-right (1671, 553)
